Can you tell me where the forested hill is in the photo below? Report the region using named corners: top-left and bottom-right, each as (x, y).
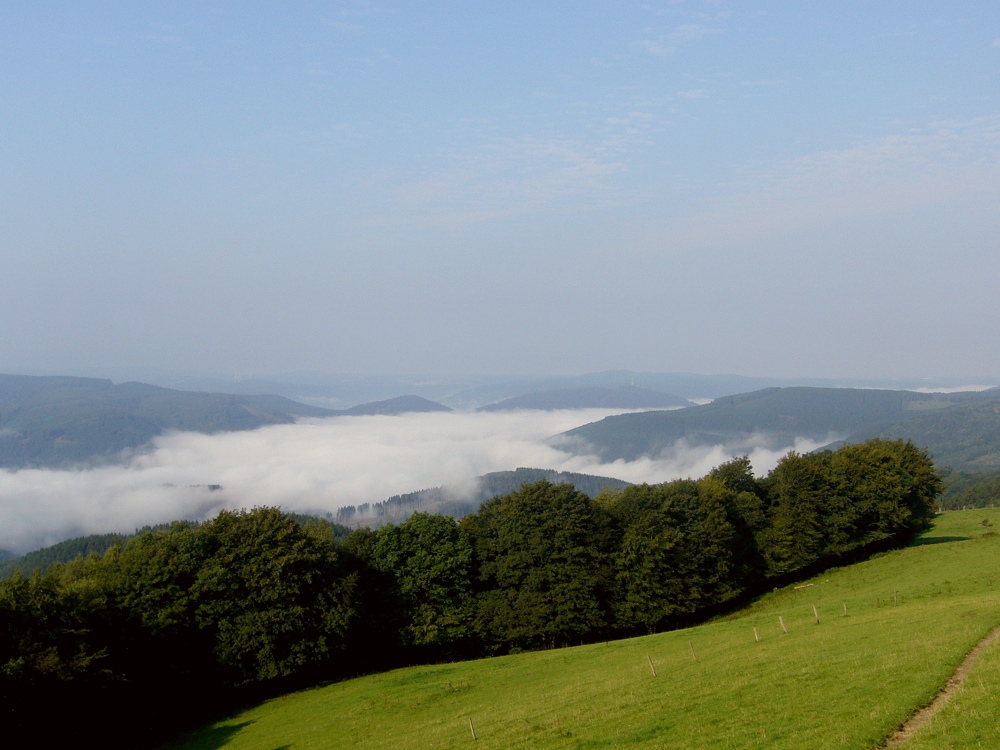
top-left (558, 386), bottom-right (992, 462)
top-left (337, 395), bottom-right (451, 416)
top-left (479, 386), bottom-right (690, 411)
top-left (842, 393), bottom-right (1000, 471)
top-left (334, 467), bottom-right (632, 526)
top-left (0, 375), bottom-right (451, 469)
top-left (0, 374), bottom-right (335, 469)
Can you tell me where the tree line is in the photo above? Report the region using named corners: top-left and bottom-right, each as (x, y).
top-left (0, 438), bottom-right (940, 746)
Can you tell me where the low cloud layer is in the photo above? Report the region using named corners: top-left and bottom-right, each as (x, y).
top-left (0, 410), bottom-right (828, 554)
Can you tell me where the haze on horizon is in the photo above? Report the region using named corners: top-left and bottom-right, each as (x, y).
top-left (2, 2), bottom-right (999, 382)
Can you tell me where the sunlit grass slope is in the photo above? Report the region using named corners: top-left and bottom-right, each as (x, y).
top-left (901, 636), bottom-right (1000, 749)
top-left (167, 509), bottom-right (1000, 750)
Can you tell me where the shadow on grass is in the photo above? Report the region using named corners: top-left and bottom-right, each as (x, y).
top-left (178, 721), bottom-right (255, 750)
top-left (912, 535), bottom-right (970, 546)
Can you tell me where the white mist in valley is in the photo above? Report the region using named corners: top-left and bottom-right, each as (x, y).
top-left (0, 410), bottom-right (830, 554)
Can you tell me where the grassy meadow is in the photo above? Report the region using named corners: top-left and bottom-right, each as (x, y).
top-left (165, 509), bottom-right (1000, 750)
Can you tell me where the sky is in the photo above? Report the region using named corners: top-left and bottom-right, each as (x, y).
top-left (2, 1), bottom-right (999, 380)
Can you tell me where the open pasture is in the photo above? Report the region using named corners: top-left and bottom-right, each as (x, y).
top-left (167, 509), bottom-right (1000, 750)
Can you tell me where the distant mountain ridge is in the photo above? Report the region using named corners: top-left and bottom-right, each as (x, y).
top-left (558, 386), bottom-right (998, 466)
top-left (0, 374), bottom-right (450, 469)
top-left (83, 368), bottom-right (992, 410)
top-left (337, 395), bottom-right (451, 416)
top-left (479, 385), bottom-right (690, 411)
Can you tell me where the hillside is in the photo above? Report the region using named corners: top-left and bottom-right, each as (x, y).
top-left (558, 386), bottom-right (993, 462)
top-left (334, 467), bottom-right (631, 525)
top-left (0, 374), bottom-right (335, 469)
top-left (0, 375), bottom-right (452, 469)
top-left (479, 385), bottom-right (690, 411)
top-left (842, 394), bottom-right (1000, 471)
top-left (164, 509), bottom-right (1000, 749)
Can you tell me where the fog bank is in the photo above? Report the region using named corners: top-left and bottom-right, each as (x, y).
top-left (0, 410), bottom-right (827, 553)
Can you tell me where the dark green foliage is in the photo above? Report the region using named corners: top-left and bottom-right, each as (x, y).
top-left (0, 562), bottom-right (125, 745)
top-left (0, 440), bottom-right (943, 746)
top-left (709, 456), bottom-right (770, 584)
top-left (464, 481), bottom-right (616, 650)
top-left (0, 567), bottom-right (111, 686)
top-left (0, 531), bottom-right (131, 579)
top-left (761, 452), bottom-right (830, 574)
top-left (761, 439), bottom-right (941, 576)
top-left (0, 517), bottom-right (350, 580)
top-left (188, 508), bottom-right (355, 682)
top-left (369, 513), bottom-right (475, 653)
top-left (606, 478), bottom-right (743, 632)
top-left (0, 508), bottom-right (357, 745)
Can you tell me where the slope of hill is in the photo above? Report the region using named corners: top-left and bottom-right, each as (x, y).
top-left (479, 385), bottom-right (690, 411)
top-left (164, 509), bottom-right (1000, 750)
top-left (0, 374), bottom-right (337, 469)
top-left (0, 375), bottom-right (452, 469)
top-left (558, 386), bottom-right (990, 462)
top-left (842, 392), bottom-right (1000, 471)
top-left (0, 530), bottom-right (149, 579)
top-left (334, 467), bottom-right (631, 526)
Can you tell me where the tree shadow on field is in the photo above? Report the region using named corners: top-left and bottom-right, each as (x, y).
top-left (912, 535), bottom-right (970, 546)
top-left (179, 721), bottom-right (255, 749)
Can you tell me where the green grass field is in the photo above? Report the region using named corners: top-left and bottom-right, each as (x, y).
top-left (165, 509), bottom-right (1000, 750)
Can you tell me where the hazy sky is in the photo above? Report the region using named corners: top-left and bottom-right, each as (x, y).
top-left (3, 2), bottom-right (999, 379)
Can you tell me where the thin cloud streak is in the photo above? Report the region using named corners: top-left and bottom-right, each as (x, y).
top-left (660, 117), bottom-right (1000, 250)
top-left (0, 410), bottom-right (822, 554)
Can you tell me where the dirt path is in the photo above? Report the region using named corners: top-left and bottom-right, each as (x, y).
top-left (880, 623), bottom-right (1000, 747)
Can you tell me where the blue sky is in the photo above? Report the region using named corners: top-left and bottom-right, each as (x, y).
top-left (2, 1), bottom-right (999, 379)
